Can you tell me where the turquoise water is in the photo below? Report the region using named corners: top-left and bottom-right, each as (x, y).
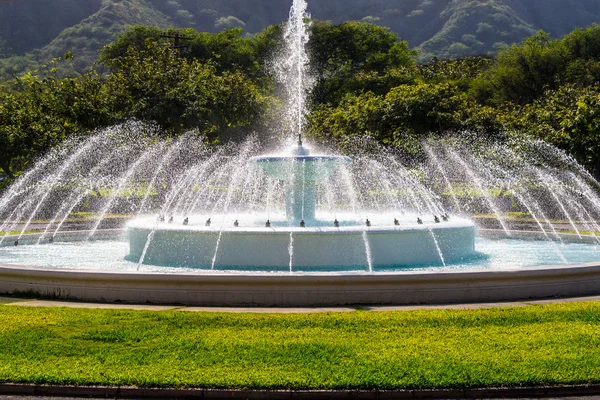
top-left (0, 236), bottom-right (599, 273)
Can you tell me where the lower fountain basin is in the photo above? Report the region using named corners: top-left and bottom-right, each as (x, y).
top-left (127, 215), bottom-right (476, 270)
top-left (2, 230), bottom-right (600, 306)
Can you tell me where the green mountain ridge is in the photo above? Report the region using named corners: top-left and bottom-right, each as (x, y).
top-left (0, 0), bottom-right (599, 77)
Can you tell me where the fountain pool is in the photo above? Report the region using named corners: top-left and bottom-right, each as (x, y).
top-left (2, 0), bottom-right (600, 306)
top-left (2, 228), bottom-right (600, 306)
top-left (1, 230), bottom-right (600, 273)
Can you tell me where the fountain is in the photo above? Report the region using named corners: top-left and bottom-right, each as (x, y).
top-left (127, 0), bottom-right (475, 272)
top-left (126, 140), bottom-right (476, 271)
top-left (1, 0), bottom-right (600, 306)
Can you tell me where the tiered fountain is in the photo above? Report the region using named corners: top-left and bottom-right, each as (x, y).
top-left (1, 0), bottom-right (600, 305)
top-left (127, 137), bottom-right (476, 271)
top-left (126, 0), bottom-right (475, 271)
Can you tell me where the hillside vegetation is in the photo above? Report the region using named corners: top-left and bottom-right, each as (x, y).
top-left (1, 21), bottom-right (600, 186)
top-left (0, 0), bottom-right (599, 77)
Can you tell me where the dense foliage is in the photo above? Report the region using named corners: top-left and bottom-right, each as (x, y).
top-left (2, 21), bottom-right (600, 183)
top-left (308, 24), bottom-right (600, 176)
top-left (1, 0), bottom-right (600, 78)
top-left (0, 33), bottom-right (269, 178)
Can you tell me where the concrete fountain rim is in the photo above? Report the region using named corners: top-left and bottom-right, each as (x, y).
top-left (0, 227), bottom-right (597, 273)
top-left (1, 228), bottom-right (600, 306)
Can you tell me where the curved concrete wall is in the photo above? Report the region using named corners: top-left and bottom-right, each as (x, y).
top-left (2, 229), bottom-right (600, 306)
top-left (2, 262), bottom-right (600, 306)
top-left (128, 223), bottom-right (476, 269)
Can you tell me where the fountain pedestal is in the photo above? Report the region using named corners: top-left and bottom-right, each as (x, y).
top-left (250, 145), bottom-right (352, 223)
top-left (285, 183), bottom-right (316, 221)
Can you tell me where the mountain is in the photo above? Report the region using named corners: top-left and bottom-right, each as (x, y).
top-left (0, 0), bottom-right (599, 77)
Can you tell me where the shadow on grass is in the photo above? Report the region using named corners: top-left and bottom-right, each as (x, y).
top-left (0, 294), bottom-right (36, 304)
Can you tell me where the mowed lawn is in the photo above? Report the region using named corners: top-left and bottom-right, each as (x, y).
top-left (1, 301), bottom-right (599, 389)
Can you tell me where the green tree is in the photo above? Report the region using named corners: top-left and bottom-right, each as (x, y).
top-left (563, 24), bottom-right (600, 60)
top-left (562, 24), bottom-right (600, 84)
top-left (99, 25), bottom-right (166, 70)
top-left (471, 31), bottom-right (570, 104)
top-left (100, 25), bottom-right (273, 82)
top-left (505, 84), bottom-right (600, 177)
top-left (0, 76), bottom-right (69, 179)
top-left (103, 39), bottom-right (269, 140)
top-left (187, 28), bottom-right (260, 77)
top-left (0, 36), bottom-right (270, 179)
top-left (308, 82), bottom-right (472, 155)
top-left (308, 20), bottom-right (416, 105)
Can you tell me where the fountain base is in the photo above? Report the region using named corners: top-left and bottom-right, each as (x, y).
top-left (3, 257), bottom-right (600, 307)
top-left (3, 230), bottom-right (600, 306)
top-left (127, 215), bottom-right (476, 270)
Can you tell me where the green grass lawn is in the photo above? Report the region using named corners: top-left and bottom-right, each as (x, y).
top-left (1, 302), bottom-right (600, 389)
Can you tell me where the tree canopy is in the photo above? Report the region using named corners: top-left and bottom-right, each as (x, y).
top-left (2, 21), bottom-right (600, 182)
top-left (308, 20), bottom-right (416, 104)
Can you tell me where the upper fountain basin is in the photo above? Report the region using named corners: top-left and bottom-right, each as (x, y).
top-left (249, 154), bottom-right (352, 182)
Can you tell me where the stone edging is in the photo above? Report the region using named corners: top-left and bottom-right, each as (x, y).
top-left (3, 261), bottom-right (600, 306)
top-left (2, 229), bottom-right (600, 307)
